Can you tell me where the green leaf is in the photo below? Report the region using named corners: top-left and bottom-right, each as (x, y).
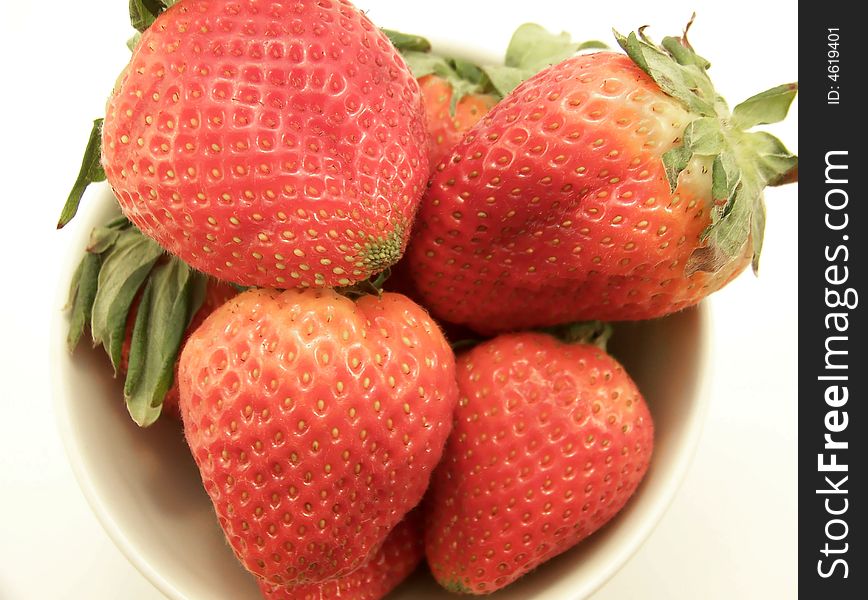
top-left (129, 0), bottom-right (164, 32)
top-left (450, 57), bottom-right (487, 86)
top-left (382, 28), bottom-right (431, 53)
top-left (127, 32), bottom-right (142, 52)
top-left (578, 40), bottom-right (608, 51)
top-left (57, 119), bottom-right (105, 229)
top-left (66, 253), bottom-right (102, 352)
top-left (90, 228), bottom-right (164, 372)
top-left (683, 117), bottom-right (724, 155)
top-left (480, 65), bottom-right (530, 97)
top-left (124, 259), bottom-right (206, 427)
top-left (661, 145), bottom-right (692, 192)
top-left (661, 36), bottom-right (709, 70)
top-left (711, 152), bottom-right (740, 206)
top-left (87, 225), bottom-right (123, 254)
top-left (505, 23), bottom-right (596, 72)
top-left (749, 195), bottom-right (767, 274)
top-left (744, 130), bottom-right (799, 186)
top-left (687, 185), bottom-right (752, 276)
top-left (732, 83), bottom-right (798, 130)
top-left (401, 50), bottom-right (450, 79)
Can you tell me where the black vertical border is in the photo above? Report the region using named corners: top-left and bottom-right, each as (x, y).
top-left (799, 4), bottom-right (865, 597)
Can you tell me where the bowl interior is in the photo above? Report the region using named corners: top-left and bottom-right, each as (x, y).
top-left (54, 189), bottom-right (708, 600)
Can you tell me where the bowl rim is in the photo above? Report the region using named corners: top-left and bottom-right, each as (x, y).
top-left (51, 213), bottom-right (185, 600)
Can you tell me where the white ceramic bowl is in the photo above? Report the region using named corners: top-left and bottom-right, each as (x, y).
top-left (54, 188), bottom-right (710, 600)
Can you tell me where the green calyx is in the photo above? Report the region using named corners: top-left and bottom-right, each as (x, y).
top-left (66, 216), bottom-right (208, 427)
top-left (615, 19), bottom-right (798, 276)
top-left (386, 24), bottom-right (606, 113)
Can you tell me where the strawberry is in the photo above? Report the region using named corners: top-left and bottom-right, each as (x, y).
top-left (257, 509), bottom-right (423, 600)
top-left (405, 24), bottom-right (797, 333)
top-left (385, 24), bottom-right (604, 174)
top-left (419, 75), bottom-right (497, 171)
top-left (425, 327), bottom-right (653, 593)
top-left (93, 0), bottom-right (428, 289)
top-left (177, 287), bottom-right (458, 586)
top-left (119, 279), bottom-right (237, 418)
top-left (66, 216), bottom-right (224, 426)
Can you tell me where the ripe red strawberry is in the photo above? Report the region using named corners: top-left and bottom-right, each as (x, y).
top-left (177, 288), bottom-right (458, 586)
top-left (405, 27), bottom-right (797, 333)
top-left (119, 279), bottom-right (237, 418)
top-left (419, 75), bottom-right (497, 170)
top-left (425, 330), bottom-right (653, 594)
top-left (101, 0), bottom-right (428, 289)
top-left (258, 509), bottom-right (423, 600)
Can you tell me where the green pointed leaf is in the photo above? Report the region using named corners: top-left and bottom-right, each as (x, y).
top-left (687, 184), bottom-right (752, 276)
top-left (87, 226), bottom-right (123, 254)
top-left (749, 195), bottom-right (767, 274)
top-left (124, 259), bottom-right (206, 427)
top-left (711, 152), bottom-right (740, 206)
top-left (401, 51), bottom-right (451, 79)
top-left (732, 83), bottom-right (798, 130)
top-left (57, 119), bottom-right (105, 229)
top-left (66, 253), bottom-right (102, 352)
top-left (129, 0), bottom-right (164, 32)
top-left (382, 29), bottom-right (431, 53)
top-left (614, 30), bottom-right (648, 71)
top-left (661, 36), bottom-right (695, 67)
top-left (744, 130), bottom-right (799, 186)
top-left (90, 228), bottom-right (164, 372)
top-left (662, 145), bottom-right (692, 192)
top-left (683, 117), bottom-right (724, 155)
top-left (578, 40), bottom-right (608, 51)
top-left (615, 30), bottom-right (716, 116)
top-left (505, 23), bottom-right (595, 72)
top-left (124, 278), bottom-right (153, 397)
top-left (447, 78), bottom-right (484, 114)
top-left (66, 257), bottom-right (85, 310)
top-left (481, 65), bottom-right (531, 97)
top-left (661, 36), bottom-right (710, 70)
top-left (450, 57), bottom-right (486, 86)
top-left (127, 32), bottom-right (142, 52)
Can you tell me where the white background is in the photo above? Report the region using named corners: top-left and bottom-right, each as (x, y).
top-left (0, 0), bottom-right (796, 598)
